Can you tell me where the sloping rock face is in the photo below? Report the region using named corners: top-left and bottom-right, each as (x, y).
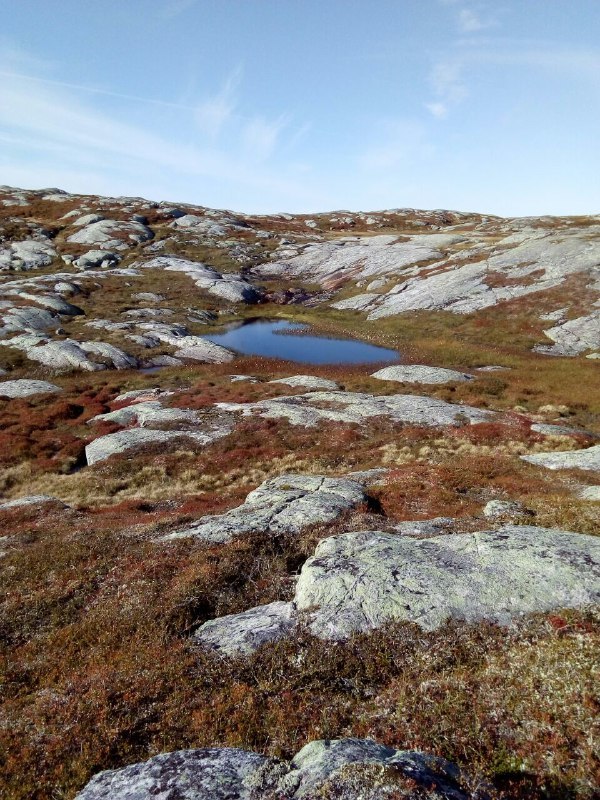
top-left (534, 310), bottom-right (600, 356)
top-left (217, 391), bottom-right (493, 428)
top-left (74, 739), bottom-right (483, 800)
top-left (294, 525), bottom-right (600, 639)
top-left (67, 219), bottom-right (154, 250)
top-left (164, 474), bottom-right (366, 542)
top-left (139, 256), bottom-right (262, 303)
top-left (85, 411), bottom-right (233, 465)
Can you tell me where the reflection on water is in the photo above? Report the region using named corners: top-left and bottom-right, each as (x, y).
top-left (204, 319), bottom-right (400, 365)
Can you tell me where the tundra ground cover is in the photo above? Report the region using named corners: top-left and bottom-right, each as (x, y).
top-left (1, 188), bottom-right (598, 799)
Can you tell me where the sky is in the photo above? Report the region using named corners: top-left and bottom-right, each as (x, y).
top-left (0, 0), bottom-right (599, 215)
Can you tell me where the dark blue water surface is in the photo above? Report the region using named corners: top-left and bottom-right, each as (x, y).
top-left (204, 319), bottom-right (400, 365)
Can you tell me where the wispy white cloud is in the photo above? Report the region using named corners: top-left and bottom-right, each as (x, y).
top-left (194, 67), bottom-right (242, 138)
top-left (457, 8), bottom-right (489, 33)
top-left (359, 120), bottom-right (434, 171)
top-left (159, 0), bottom-right (199, 19)
top-left (425, 102), bottom-right (448, 119)
top-left (0, 50), bottom-right (313, 209)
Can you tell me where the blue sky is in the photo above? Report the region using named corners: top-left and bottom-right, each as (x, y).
top-left (1, 0), bottom-right (599, 215)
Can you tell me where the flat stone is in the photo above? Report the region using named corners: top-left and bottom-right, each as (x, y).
top-left (194, 601), bottom-right (297, 656)
top-left (521, 445), bottom-right (600, 472)
top-left (371, 365), bottom-right (472, 384)
top-left (269, 375), bottom-right (340, 390)
top-left (0, 379), bottom-right (62, 398)
top-left (217, 391), bottom-right (493, 429)
top-left (0, 495), bottom-right (67, 510)
top-left (163, 474), bottom-right (366, 543)
top-left (85, 423), bottom-right (231, 466)
top-left (294, 525), bottom-right (600, 638)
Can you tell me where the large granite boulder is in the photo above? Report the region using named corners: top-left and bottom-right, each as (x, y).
top-left (74, 739), bottom-right (485, 799)
top-left (295, 525), bottom-right (600, 639)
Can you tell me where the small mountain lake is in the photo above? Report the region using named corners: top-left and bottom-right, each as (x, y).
top-left (204, 319), bottom-right (400, 365)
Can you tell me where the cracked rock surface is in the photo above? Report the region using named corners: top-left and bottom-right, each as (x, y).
top-left (74, 738), bottom-right (483, 800)
top-left (217, 390), bottom-right (493, 428)
top-left (164, 474), bottom-right (366, 542)
top-left (294, 525), bottom-right (600, 638)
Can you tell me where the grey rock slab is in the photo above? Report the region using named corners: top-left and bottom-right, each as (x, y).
top-left (269, 375), bottom-right (340, 390)
top-left (89, 400), bottom-right (199, 427)
top-left (85, 422), bottom-right (231, 466)
top-left (54, 281), bottom-right (81, 295)
top-left (0, 239), bottom-right (56, 271)
top-left (294, 525), bottom-right (600, 638)
top-left (0, 379), bottom-right (62, 397)
top-left (194, 601), bottom-right (297, 656)
top-left (578, 485), bottom-right (600, 501)
top-left (259, 234), bottom-right (445, 286)
top-left (535, 310), bottom-right (600, 356)
top-left (139, 256), bottom-right (261, 303)
top-left (164, 474), bottom-right (366, 543)
top-left (72, 213), bottom-right (105, 226)
top-left (217, 391), bottom-right (493, 429)
top-left (131, 291), bottom-right (164, 302)
top-left (530, 422), bottom-right (592, 437)
top-left (521, 445), bottom-right (600, 472)
top-left (68, 219), bottom-right (153, 250)
top-left (114, 388), bottom-right (175, 403)
top-left (14, 292), bottom-right (84, 316)
top-left (371, 365), bottom-right (472, 384)
top-left (1, 305), bottom-right (59, 332)
top-left (174, 339), bottom-right (234, 363)
top-left (81, 341), bottom-right (138, 370)
top-left (74, 739), bottom-right (481, 800)
top-left (74, 250), bottom-right (120, 270)
top-left (1, 337), bottom-right (104, 371)
top-left (74, 747), bottom-right (275, 800)
top-left (0, 494), bottom-right (67, 510)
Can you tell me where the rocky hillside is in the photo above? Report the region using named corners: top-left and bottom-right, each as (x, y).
top-left (0, 186), bottom-right (598, 800)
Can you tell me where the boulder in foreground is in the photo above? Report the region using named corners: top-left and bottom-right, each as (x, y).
top-left (75, 737), bottom-right (487, 799)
